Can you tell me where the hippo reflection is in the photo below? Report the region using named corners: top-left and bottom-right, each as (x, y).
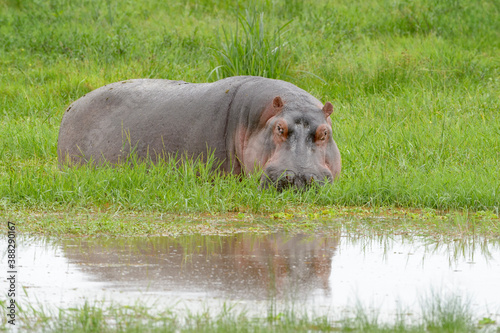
top-left (61, 232), bottom-right (339, 300)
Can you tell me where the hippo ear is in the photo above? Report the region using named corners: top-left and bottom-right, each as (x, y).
top-left (273, 96), bottom-right (284, 108)
top-left (322, 102), bottom-right (333, 118)
top-left (259, 96), bottom-right (284, 127)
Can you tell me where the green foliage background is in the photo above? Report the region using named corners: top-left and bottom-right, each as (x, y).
top-left (0, 0), bottom-right (499, 212)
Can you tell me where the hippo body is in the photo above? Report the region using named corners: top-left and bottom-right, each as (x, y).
top-left (58, 76), bottom-right (341, 189)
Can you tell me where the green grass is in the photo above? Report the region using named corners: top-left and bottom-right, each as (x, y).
top-left (4, 293), bottom-right (494, 332)
top-left (0, 0), bottom-right (499, 214)
top-left (209, 7), bottom-right (293, 80)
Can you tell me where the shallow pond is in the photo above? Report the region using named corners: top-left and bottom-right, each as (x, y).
top-left (2, 230), bottom-right (500, 323)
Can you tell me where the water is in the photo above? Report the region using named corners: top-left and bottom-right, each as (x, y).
top-left (2, 231), bottom-right (500, 322)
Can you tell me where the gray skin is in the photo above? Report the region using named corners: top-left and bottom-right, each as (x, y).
top-left (57, 76), bottom-right (341, 190)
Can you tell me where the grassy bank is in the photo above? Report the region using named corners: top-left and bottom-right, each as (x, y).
top-left (5, 206), bottom-right (500, 238)
top-left (1, 0), bottom-right (499, 213)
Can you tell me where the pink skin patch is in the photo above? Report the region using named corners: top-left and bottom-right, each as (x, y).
top-left (238, 127), bottom-right (271, 174)
top-left (236, 97), bottom-right (285, 174)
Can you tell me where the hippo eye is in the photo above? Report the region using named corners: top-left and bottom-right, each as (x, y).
top-left (277, 124), bottom-right (284, 135)
top-left (316, 129), bottom-right (328, 142)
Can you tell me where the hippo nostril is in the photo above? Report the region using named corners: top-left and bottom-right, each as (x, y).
top-left (279, 176), bottom-right (293, 191)
top-left (282, 171), bottom-right (296, 183)
top-left (291, 173), bottom-right (305, 188)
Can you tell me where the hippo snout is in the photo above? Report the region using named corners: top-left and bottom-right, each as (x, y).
top-left (261, 168), bottom-right (333, 191)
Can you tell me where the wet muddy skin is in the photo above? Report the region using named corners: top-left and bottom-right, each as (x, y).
top-left (3, 231), bottom-right (500, 321)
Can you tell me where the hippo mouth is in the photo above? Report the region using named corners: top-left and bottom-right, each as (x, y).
top-left (260, 169), bottom-right (333, 191)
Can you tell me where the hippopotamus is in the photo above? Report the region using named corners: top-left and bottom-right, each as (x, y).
top-left (57, 76), bottom-right (341, 190)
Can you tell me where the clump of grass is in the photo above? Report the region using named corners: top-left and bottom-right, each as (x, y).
top-left (341, 292), bottom-right (478, 333)
top-left (209, 7), bottom-right (293, 80)
top-left (5, 292), bottom-right (490, 332)
top-left (421, 291), bottom-right (475, 332)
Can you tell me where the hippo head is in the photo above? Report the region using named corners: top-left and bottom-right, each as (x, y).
top-left (239, 96), bottom-right (341, 191)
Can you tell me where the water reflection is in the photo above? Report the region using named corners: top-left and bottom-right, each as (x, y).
top-left (1, 231), bottom-right (499, 321)
top-left (61, 233), bottom-right (339, 300)
top-left (341, 233), bottom-right (496, 264)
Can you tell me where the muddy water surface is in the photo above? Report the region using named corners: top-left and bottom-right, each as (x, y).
top-left (2, 231), bottom-right (500, 321)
